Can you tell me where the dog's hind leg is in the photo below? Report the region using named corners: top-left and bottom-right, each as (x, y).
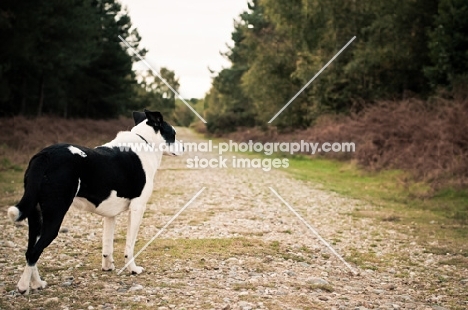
top-left (28, 206), bottom-right (47, 291)
top-left (124, 199), bottom-right (147, 274)
top-left (17, 205), bottom-right (44, 294)
top-left (102, 217), bottom-right (116, 271)
top-left (20, 202), bottom-right (69, 293)
top-left (17, 263), bottom-right (47, 294)
top-left (17, 265), bottom-right (33, 295)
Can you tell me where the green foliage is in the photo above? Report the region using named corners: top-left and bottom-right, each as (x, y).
top-left (134, 67), bottom-right (180, 119)
top-left (172, 100), bottom-right (194, 127)
top-left (425, 0), bottom-right (468, 91)
top-left (205, 0), bottom-right (466, 131)
top-left (171, 98), bottom-right (204, 127)
top-left (135, 66), bottom-right (202, 127)
top-left (0, 0), bottom-right (148, 118)
top-left (204, 0), bottom-right (261, 133)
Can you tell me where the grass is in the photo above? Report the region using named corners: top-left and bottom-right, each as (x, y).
top-left (0, 160), bottom-right (24, 206)
top-left (346, 248), bottom-right (384, 271)
top-left (287, 155), bottom-right (468, 217)
top-left (142, 238), bottom-right (267, 260)
top-left (286, 156), bottom-right (468, 259)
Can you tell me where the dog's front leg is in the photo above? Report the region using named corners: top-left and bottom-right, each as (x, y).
top-left (102, 216), bottom-right (116, 271)
top-left (124, 201), bottom-right (146, 274)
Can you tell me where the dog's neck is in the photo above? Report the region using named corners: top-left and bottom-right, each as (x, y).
top-left (129, 122), bottom-right (165, 176)
top-left (130, 122), bottom-right (161, 144)
top-left (135, 134), bottom-right (149, 145)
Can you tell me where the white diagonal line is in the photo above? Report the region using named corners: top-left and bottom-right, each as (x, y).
top-left (117, 187), bottom-right (206, 275)
top-left (269, 187), bottom-right (358, 275)
top-left (118, 35), bottom-right (207, 124)
top-left (268, 36), bottom-right (356, 123)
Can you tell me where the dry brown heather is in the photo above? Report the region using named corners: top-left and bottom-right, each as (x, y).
top-left (226, 99), bottom-right (468, 189)
top-left (0, 116), bottom-right (134, 165)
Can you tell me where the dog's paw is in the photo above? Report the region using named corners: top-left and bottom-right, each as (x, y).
top-left (102, 261), bottom-right (115, 271)
top-left (17, 285), bottom-right (30, 295)
top-left (102, 255), bottom-right (115, 271)
top-left (102, 264), bottom-right (115, 272)
top-left (31, 280), bottom-right (47, 291)
top-left (129, 266), bottom-right (144, 275)
top-left (17, 279), bottom-right (30, 295)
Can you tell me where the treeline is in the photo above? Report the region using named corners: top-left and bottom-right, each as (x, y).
top-left (0, 0), bottom-right (183, 119)
top-left (204, 0), bottom-right (468, 132)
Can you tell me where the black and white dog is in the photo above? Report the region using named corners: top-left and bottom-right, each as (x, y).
top-left (7, 110), bottom-right (183, 294)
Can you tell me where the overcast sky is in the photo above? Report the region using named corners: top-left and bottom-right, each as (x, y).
top-left (119, 0), bottom-right (249, 99)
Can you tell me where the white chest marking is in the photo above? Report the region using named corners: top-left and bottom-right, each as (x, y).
top-left (68, 146), bottom-right (87, 157)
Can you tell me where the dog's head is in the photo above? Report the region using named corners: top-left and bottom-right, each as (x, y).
top-left (132, 110), bottom-right (184, 156)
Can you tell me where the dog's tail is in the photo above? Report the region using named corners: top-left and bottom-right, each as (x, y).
top-left (8, 153), bottom-right (48, 222)
top-left (7, 206), bottom-right (21, 222)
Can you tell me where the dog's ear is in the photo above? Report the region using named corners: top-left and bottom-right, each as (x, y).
top-left (132, 111), bottom-right (147, 125)
top-left (144, 110), bottom-right (163, 127)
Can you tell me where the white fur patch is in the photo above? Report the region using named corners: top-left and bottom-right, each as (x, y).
top-left (75, 178), bottom-right (81, 196)
top-left (17, 264), bottom-right (33, 293)
top-left (72, 190), bottom-right (130, 217)
top-left (30, 265), bottom-right (47, 290)
top-left (68, 146), bottom-right (87, 157)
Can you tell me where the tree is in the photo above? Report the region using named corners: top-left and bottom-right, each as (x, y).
top-left (205, 0), bottom-right (264, 132)
top-left (134, 67), bottom-right (180, 121)
top-left (0, 0), bottom-right (101, 116)
top-left (425, 0), bottom-right (468, 93)
top-left (0, 0), bottom-right (147, 118)
top-left (204, 0), bottom-right (442, 131)
top-left (68, 0), bottom-right (146, 118)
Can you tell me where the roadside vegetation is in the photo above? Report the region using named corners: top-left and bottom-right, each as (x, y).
top-left (286, 156), bottom-right (468, 256)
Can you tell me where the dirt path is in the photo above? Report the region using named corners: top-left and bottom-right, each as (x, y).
top-left (1, 128), bottom-right (466, 309)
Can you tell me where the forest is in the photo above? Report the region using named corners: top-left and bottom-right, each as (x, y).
top-left (0, 0), bottom-right (183, 120)
top-left (1, 0), bottom-right (466, 126)
top-left (204, 0), bottom-right (468, 131)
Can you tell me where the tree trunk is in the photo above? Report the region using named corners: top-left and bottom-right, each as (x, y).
top-left (63, 102), bottom-right (68, 118)
top-left (37, 73), bottom-right (45, 117)
top-left (19, 77), bottom-right (27, 115)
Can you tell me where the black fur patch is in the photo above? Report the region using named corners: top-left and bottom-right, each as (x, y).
top-left (75, 146), bottom-right (146, 206)
top-left (160, 122), bottom-right (176, 144)
top-left (33, 143), bottom-right (146, 208)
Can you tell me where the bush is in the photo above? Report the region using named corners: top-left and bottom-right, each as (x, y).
top-left (225, 99), bottom-right (468, 189)
top-left (0, 116), bottom-right (133, 165)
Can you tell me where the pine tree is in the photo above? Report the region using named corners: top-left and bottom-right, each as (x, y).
top-left (205, 0), bottom-right (263, 132)
top-left (70, 0), bottom-right (145, 118)
top-left (425, 0), bottom-right (468, 92)
top-left (0, 0), bottom-right (146, 118)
